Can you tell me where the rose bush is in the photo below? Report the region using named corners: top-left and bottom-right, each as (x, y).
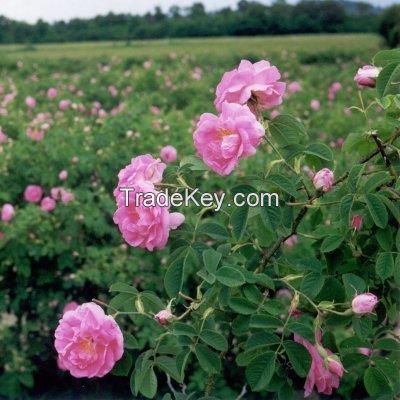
top-left (0, 43), bottom-right (399, 399)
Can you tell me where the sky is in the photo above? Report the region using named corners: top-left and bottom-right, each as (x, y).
top-left (0, 0), bottom-right (398, 24)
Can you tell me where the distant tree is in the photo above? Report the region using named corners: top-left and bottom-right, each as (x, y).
top-left (379, 5), bottom-right (400, 48)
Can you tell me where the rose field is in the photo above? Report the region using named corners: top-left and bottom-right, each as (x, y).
top-left (0, 33), bottom-right (399, 399)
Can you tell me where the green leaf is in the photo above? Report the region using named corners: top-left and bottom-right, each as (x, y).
top-left (198, 222), bottom-right (228, 240)
top-left (376, 252), bottom-right (394, 281)
top-left (364, 367), bottom-right (391, 397)
top-left (249, 314), bottom-right (283, 329)
top-left (112, 352), bottom-right (133, 376)
top-left (374, 49), bottom-right (400, 66)
top-left (202, 248), bottom-right (222, 274)
top-left (194, 344), bottom-right (221, 373)
top-left (342, 273), bottom-right (366, 300)
top-left (365, 194), bottom-right (388, 228)
top-left (199, 330), bottom-right (228, 352)
top-left (375, 338), bottom-right (400, 352)
top-left (231, 205), bottom-right (249, 240)
top-left (376, 62), bottom-right (400, 98)
top-left (172, 322), bottom-right (197, 337)
top-left (228, 297), bottom-right (258, 315)
top-left (155, 356), bottom-right (183, 383)
top-left (269, 114), bottom-right (307, 147)
top-left (245, 352), bottom-right (276, 391)
top-left (287, 322), bottom-right (315, 343)
top-left (267, 174), bottom-right (298, 197)
top-left (109, 282), bottom-right (138, 295)
top-left (260, 203), bottom-right (281, 231)
top-left (353, 316), bottom-right (372, 338)
top-left (123, 332), bottom-right (139, 349)
top-left (340, 194), bottom-right (354, 224)
top-left (301, 272), bottom-right (325, 298)
top-left (139, 366), bottom-right (158, 398)
top-left (253, 273), bottom-right (275, 289)
top-left (215, 266), bottom-right (246, 287)
top-left (303, 143), bottom-right (333, 161)
top-left (347, 164), bottom-right (365, 192)
top-left (283, 341), bottom-right (312, 378)
top-left (321, 235), bottom-right (344, 253)
top-left (363, 171), bottom-right (392, 193)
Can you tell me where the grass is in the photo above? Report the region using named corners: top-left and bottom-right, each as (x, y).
top-left (0, 34), bottom-right (382, 62)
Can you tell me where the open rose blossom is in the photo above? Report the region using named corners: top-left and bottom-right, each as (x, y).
top-left (1, 204), bottom-right (15, 222)
top-left (55, 302), bottom-right (123, 378)
top-left (113, 154), bottom-right (166, 197)
top-left (47, 88), bottom-right (58, 98)
top-left (160, 145), bottom-right (177, 163)
top-left (354, 65), bottom-right (381, 88)
top-left (313, 168), bottom-right (334, 192)
top-left (25, 96), bottom-right (36, 108)
top-left (24, 185), bottom-right (43, 203)
top-left (295, 333), bottom-right (342, 397)
top-left (194, 102), bottom-right (264, 176)
top-left (40, 197), bottom-right (56, 212)
top-left (113, 181), bottom-right (185, 251)
top-left (352, 293), bottom-right (378, 314)
top-left (214, 59), bottom-right (286, 112)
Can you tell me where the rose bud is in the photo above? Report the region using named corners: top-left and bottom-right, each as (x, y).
top-left (351, 215), bottom-right (363, 231)
top-left (313, 168), bottom-right (334, 192)
top-left (354, 65), bottom-right (381, 88)
top-left (160, 145), bottom-right (177, 163)
top-left (154, 309), bottom-right (173, 325)
top-left (352, 293), bottom-right (378, 315)
top-left (327, 356), bottom-right (344, 378)
top-left (358, 347), bottom-right (372, 357)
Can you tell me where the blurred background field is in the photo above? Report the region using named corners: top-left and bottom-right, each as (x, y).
top-left (0, 1), bottom-right (398, 396)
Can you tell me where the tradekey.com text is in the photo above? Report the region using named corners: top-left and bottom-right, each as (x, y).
top-left (119, 187), bottom-right (279, 212)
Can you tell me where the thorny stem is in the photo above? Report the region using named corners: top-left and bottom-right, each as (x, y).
top-left (256, 129), bottom-right (400, 273)
top-left (371, 131), bottom-right (398, 183)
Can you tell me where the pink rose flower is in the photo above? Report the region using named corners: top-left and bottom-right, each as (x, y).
top-left (310, 99), bottom-right (320, 111)
top-left (47, 88), bottom-right (58, 98)
top-left (59, 99), bottom-right (71, 111)
top-left (354, 65), bottom-right (381, 88)
top-left (287, 81), bottom-right (302, 94)
top-left (313, 168), bottom-right (334, 192)
top-left (160, 145), bottom-right (177, 163)
top-left (113, 181), bottom-right (185, 251)
top-left (54, 302), bottom-right (123, 378)
top-left (60, 190), bottom-right (74, 203)
top-left (24, 185), bottom-right (43, 203)
top-left (193, 102), bottom-right (264, 176)
top-left (283, 234), bottom-right (298, 248)
top-left (26, 128), bottom-right (45, 141)
top-left (25, 96), bottom-right (36, 108)
top-left (154, 309), bottom-right (173, 325)
top-left (327, 357), bottom-right (344, 378)
top-left (1, 204), bottom-right (15, 222)
top-left (62, 301), bottom-right (79, 314)
top-left (328, 82), bottom-right (342, 101)
top-left (294, 333), bottom-right (342, 397)
top-left (114, 154), bottom-right (166, 198)
top-left (352, 293), bottom-right (378, 314)
top-left (59, 170), bottom-right (68, 181)
top-left (351, 215), bottom-right (363, 231)
top-left (214, 59), bottom-right (286, 112)
top-left (40, 197), bottom-right (56, 212)
top-left (0, 129), bottom-right (8, 144)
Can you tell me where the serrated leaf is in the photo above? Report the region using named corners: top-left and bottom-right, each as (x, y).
top-left (245, 352), bottom-right (276, 391)
top-left (340, 194), bottom-right (354, 224)
top-left (202, 248), bottom-right (221, 274)
top-left (155, 356), bottom-right (183, 383)
top-left (268, 174), bottom-right (298, 197)
top-left (347, 164), bottom-right (365, 192)
top-left (172, 322), bottom-right (197, 337)
top-left (199, 329), bottom-right (228, 352)
top-left (365, 193), bottom-right (388, 228)
top-left (269, 114), bottom-right (307, 147)
top-left (194, 344), bottom-right (221, 373)
top-left (301, 272), bottom-right (325, 298)
top-left (215, 266), bottom-right (246, 287)
top-left (377, 62), bottom-right (400, 98)
top-left (321, 235), bottom-right (344, 253)
top-left (231, 205), bottom-right (249, 240)
top-left (376, 252), bottom-right (394, 281)
top-left (249, 314), bottom-right (283, 329)
top-left (304, 143), bottom-right (333, 161)
top-left (198, 222), bottom-right (228, 240)
top-left (283, 341), bottom-right (312, 378)
top-left (374, 49), bottom-right (400, 66)
top-left (109, 282), bottom-right (138, 295)
top-left (228, 297), bottom-right (258, 315)
top-left (342, 273), bottom-right (366, 300)
top-left (364, 367), bottom-right (391, 397)
top-left (112, 352), bottom-right (133, 376)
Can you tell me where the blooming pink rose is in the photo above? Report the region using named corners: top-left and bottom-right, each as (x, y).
top-left (287, 81), bottom-right (302, 94)
top-left (113, 182), bottom-right (185, 251)
top-left (295, 333), bottom-right (342, 397)
top-left (160, 145), bottom-right (177, 163)
top-left (26, 128), bottom-right (45, 141)
top-left (310, 99), bottom-right (320, 111)
top-left (351, 215), bottom-right (363, 231)
top-left (25, 96), bottom-right (36, 108)
top-left (1, 204), bottom-right (15, 222)
top-left (54, 302), bottom-right (123, 378)
top-left (154, 309), bottom-right (173, 325)
top-left (41, 197), bottom-right (56, 212)
top-left (60, 190), bottom-right (74, 203)
top-left (59, 170), bottom-right (68, 181)
top-left (114, 155), bottom-right (166, 198)
top-left (283, 234), bottom-right (298, 248)
top-left (358, 347), bottom-right (372, 357)
top-left (0, 129), bottom-right (8, 144)
top-left (47, 88), bottom-right (58, 98)
top-left (193, 102), bottom-right (264, 176)
top-left (352, 293), bottom-right (378, 314)
top-left (354, 65), bottom-right (381, 88)
top-left (59, 99), bottom-right (71, 111)
top-left (313, 168), bottom-right (334, 192)
top-left (63, 301), bottom-right (79, 314)
top-left (214, 59), bottom-right (286, 112)
top-left (24, 185), bottom-right (43, 203)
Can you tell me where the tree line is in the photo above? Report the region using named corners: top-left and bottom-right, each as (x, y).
top-left (0, 0), bottom-right (398, 45)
